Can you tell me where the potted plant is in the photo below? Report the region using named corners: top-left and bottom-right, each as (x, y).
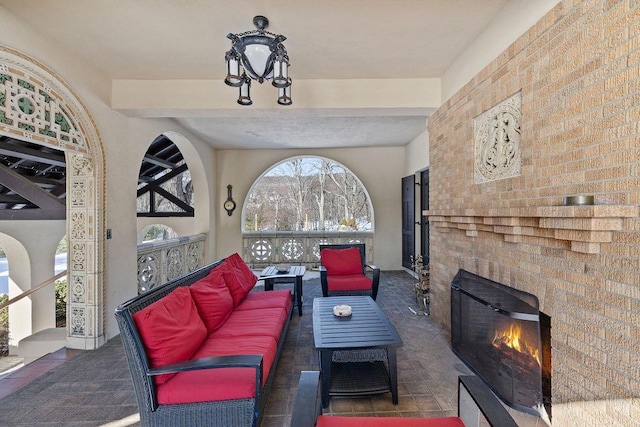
top-left (410, 254), bottom-right (430, 315)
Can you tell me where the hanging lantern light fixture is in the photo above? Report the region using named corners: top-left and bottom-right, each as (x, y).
top-left (225, 15), bottom-right (292, 106)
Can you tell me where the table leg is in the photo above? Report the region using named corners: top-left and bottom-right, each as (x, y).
top-left (264, 278), bottom-right (274, 291)
top-left (296, 275), bottom-right (303, 315)
top-left (320, 350), bottom-right (332, 408)
top-left (388, 348), bottom-right (399, 404)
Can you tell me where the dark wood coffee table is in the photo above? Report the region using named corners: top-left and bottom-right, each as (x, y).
top-left (260, 265), bottom-right (306, 315)
top-left (312, 296), bottom-right (403, 407)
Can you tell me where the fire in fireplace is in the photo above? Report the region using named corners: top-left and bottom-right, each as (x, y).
top-left (450, 269), bottom-right (551, 419)
top-left (492, 322), bottom-right (541, 366)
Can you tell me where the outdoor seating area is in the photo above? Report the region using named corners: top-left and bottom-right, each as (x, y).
top-left (0, 270), bottom-right (504, 426)
top-left (115, 253), bottom-right (294, 427)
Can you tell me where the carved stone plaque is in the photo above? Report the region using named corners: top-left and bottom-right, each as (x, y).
top-left (474, 92), bottom-right (522, 183)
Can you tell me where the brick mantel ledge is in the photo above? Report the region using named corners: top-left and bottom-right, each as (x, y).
top-left (424, 205), bottom-right (639, 254)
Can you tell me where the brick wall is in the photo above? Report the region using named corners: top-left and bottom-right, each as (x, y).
top-left (427, 0), bottom-right (640, 424)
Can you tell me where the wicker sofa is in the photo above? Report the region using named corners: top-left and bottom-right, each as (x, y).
top-left (115, 253), bottom-right (293, 427)
top-left (290, 371), bottom-right (518, 427)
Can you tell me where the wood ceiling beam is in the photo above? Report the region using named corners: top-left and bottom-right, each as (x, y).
top-left (0, 208), bottom-right (65, 220)
top-left (0, 141), bottom-right (66, 167)
top-left (143, 153), bottom-right (178, 170)
top-left (0, 163), bottom-right (65, 210)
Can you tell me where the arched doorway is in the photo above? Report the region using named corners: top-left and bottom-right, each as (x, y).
top-left (0, 45), bottom-right (106, 350)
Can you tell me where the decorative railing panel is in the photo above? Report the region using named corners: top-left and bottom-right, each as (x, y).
top-left (242, 231), bottom-right (374, 268)
top-left (136, 233), bottom-right (206, 293)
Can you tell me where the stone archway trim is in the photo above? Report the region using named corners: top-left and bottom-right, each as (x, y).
top-left (0, 44), bottom-right (107, 350)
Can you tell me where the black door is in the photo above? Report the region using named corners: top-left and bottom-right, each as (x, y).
top-left (401, 175), bottom-right (415, 269)
top-left (420, 169), bottom-right (430, 266)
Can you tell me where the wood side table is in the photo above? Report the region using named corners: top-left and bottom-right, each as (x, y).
top-left (260, 265), bottom-right (306, 316)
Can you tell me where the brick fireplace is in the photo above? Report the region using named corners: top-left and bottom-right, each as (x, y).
top-left (426, 1), bottom-right (640, 425)
top-left (450, 269), bottom-right (552, 419)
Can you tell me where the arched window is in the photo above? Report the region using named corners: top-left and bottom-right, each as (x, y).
top-left (242, 156), bottom-right (374, 266)
top-left (137, 135), bottom-right (193, 217)
top-left (244, 157), bottom-right (373, 232)
top-left (139, 224), bottom-right (178, 243)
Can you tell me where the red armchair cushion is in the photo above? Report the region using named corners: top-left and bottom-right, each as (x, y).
top-left (220, 254), bottom-right (258, 306)
top-left (321, 247), bottom-right (363, 275)
top-left (316, 416), bottom-right (465, 427)
top-left (133, 286), bottom-right (207, 385)
top-left (190, 269), bottom-right (234, 333)
top-left (327, 274), bottom-right (373, 292)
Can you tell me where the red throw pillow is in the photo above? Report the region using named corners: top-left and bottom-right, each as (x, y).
top-left (220, 254), bottom-right (257, 306)
top-left (227, 253), bottom-right (258, 289)
top-left (321, 247), bottom-right (362, 275)
top-left (190, 269), bottom-right (234, 333)
top-left (133, 286), bottom-right (207, 385)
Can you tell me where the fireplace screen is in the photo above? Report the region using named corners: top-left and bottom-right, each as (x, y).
top-left (451, 269), bottom-right (543, 415)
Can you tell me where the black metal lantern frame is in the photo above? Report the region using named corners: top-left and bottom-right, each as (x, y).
top-left (225, 15), bottom-right (292, 106)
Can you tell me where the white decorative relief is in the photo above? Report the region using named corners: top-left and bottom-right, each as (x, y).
top-left (0, 72), bottom-right (86, 151)
top-left (165, 247), bottom-right (184, 281)
top-left (474, 92), bottom-right (522, 183)
top-left (136, 234), bottom-right (207, 294)
top-left (71, 275), bottom-right (85, 303)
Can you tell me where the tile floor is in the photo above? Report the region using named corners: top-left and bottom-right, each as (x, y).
top-left (0, 270), bottom-right (541, 426)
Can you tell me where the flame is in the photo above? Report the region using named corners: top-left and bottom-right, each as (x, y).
top-left (492, 323), bottom-right (541, 366)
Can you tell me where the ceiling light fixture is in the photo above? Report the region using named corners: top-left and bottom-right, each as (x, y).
top-left (225, 15), bottom-right (292, 106)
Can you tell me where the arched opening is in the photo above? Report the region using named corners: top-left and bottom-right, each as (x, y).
top-left (0, 45), bottom-right (106, 350)
top-left (244, 156), bottom-right (374, 232)
top-left (137, 135), bottom-right (194, 218)
top-left (138, 224), bottom-right (178, 243)
top-left (54, 235), bottom-right (67, 328)
top-left (135, 132), bottom-right (210, 294)
top-left (242, 156), bottom-right (375, 267)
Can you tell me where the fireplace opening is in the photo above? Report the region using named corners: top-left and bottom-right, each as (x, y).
top-left (451, 269), bottom-right (551, 419)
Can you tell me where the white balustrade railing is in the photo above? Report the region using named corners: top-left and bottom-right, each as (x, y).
top-left (242, 231), bottom-right (374, 268)
top-left (136, 233), bottom-right (207, 293)
top-left (136, 232), bottom-right (374, 293)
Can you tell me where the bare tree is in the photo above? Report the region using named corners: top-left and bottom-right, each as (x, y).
top-left (283, 159), bottom-right (307, 230)
top-left (244, 157), bottom-right (372, 232)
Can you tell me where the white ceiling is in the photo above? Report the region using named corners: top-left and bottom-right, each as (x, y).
top-left (0, 0), bottom-right (513, 149)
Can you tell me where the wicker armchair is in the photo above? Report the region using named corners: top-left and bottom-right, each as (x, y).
top-left (290, 371), bottom-right (519, 427)
top-left (319, 243), bottom-right (380, 300)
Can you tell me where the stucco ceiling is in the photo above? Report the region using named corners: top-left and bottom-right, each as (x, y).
top-left (0, 0), bottom-right (514, 149)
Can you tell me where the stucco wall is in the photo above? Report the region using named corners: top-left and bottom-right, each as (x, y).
top-left (215, 147), bottom-right (404, 270)
top-left (404, 129), bottom-right (429, 177)
top-left (0, 6), bottom-right (216, 341)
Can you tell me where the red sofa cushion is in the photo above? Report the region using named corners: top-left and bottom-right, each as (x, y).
top-left (211, 308), bottom-right (288, 342)
top-left (236, 289), bottom-right (293, 312)
top-left (158, 335), bottom-right (277, 404)
top-left (316, 416), bottom-right (465, 427)
top-left (220, 254), bottom-right (257, 306)
top-left (190, 269), bottom-right (234, 333)
top-left (321, 247), bottom-right (363, 275)
top-left (133, 286), bottom-right (207, 385)
top-left (327, 274), bottom-right (373, 292)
